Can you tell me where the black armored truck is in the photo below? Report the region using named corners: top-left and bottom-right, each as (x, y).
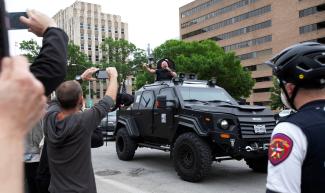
top-left (115, 76), bottom-right (276, 182)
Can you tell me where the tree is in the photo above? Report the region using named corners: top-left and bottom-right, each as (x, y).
top-left (147, 39), bottom-right (255, 99)
top-left (66, 42), bottom-right (92, 81)
top-left (19, 40), bottom-right (92, 94)
top-left (101, 37), bottom-right (147, 86)
top-left (270, 77), bottom-right (283, 110)
top-left (19, 39), bottom-right (41, 62)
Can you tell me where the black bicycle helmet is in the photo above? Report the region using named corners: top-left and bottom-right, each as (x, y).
top-left (266, 42), bottom-right (325, 110)
top-left (266, 42), bottom-right (325, 88)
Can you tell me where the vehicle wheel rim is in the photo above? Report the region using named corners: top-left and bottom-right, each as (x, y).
top-left (117, 137), bottom-right (124, 152)
top-left (179, 144), bottom-right (195, 169)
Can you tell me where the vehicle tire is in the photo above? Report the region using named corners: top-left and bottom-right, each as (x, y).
top-left (172, 132), bottom-right (212, 182)
top-left (115, 127), bottom-right (137, 161)
top-left (244, 156), bottom-right (268, 173)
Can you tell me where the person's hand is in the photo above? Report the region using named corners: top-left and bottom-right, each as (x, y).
top-left (0, 56), bottom-right (46, 138)
top-left (20, 9), bottom-right (57, 37)
top-left (106, 67), bottom-right (118, 79)
top-left (80, 67), bottom-right (99, 81)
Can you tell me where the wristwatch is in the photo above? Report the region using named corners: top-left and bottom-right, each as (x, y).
top-left (75, 75), bottom-right (83, 83)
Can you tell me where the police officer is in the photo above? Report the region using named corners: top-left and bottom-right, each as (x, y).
top-left (265, 42), bottom-right (325, 193)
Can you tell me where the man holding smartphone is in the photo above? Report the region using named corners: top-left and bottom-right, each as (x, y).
top-left (44, 67), bottom-right (118, 193)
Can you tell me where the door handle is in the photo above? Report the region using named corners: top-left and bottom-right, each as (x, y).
top-left (135, 112), bottom-right (141, 115)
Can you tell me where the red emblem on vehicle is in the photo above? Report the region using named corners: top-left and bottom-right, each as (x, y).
top-left (268, 133), bottom-right (293, 166)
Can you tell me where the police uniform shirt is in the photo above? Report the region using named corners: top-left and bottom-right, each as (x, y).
top-left (266, 122), bottom-right (307, 193)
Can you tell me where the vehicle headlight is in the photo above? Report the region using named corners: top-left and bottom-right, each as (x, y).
top-left (219, 119), bottom-right (229, 130)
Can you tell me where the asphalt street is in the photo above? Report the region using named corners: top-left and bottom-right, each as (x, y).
top-left (92, 142), bottom-right (267, 193)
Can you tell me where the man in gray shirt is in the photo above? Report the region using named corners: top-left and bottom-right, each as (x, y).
top-left (43, 67), bottom-right (118, 193)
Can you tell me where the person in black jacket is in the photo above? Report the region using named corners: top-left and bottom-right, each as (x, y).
top-left (20, 9), bottom-right (68, 96)
top-left (19, 9), bottom-right (68, 193)
top-left (143, 58), bottom-right (177, 81)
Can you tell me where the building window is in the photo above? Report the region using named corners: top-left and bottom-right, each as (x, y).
top-left (87, 23), bottom-right (91, 30)
top-left (255, 76), bottom-right (272, 82)
top-left (108, 26), bottom-right (111, 32)
top-left (121, 28), bottom-right (124, 34)
top-left (254, 101), bottom-right (271, 106)
top-left (88, 46), bottom-right (91, 51)
top-left (88, 36), bottom-right (91, 40)
top-left (80, 34), bottom-right (84, 40)
top-left (244, 65), bottom-right (257, 71)
top-left (238, 49), bottom-right (272, 60)
top-left (88, 55), bottom-right (92, 61)
top-left (300, 21), bottom-right (325, 34)
top-left (210, 20), bottom-right (272, 41)
top-left (181, 0), bottom-right (259, 28)
top-left (95, 45), bottom-right (99, 51)
top-left (253, 88), bottom-right (272, 93)
top-left (80, 22), bottom-right (84, 28)
top-left (182, 5), bottom-right (271, 39)
top-left (94, 25), bottom-right (98, 31)
top-left (223, 35), bottom-right (272, 52)
top-left (181, 0), bottom-right (224, 18)
top-left (101, 26), bottom-right (105, 32)
top-left (299, 3), bottom-right (325, 17)
top-left (95, 36), bottom-right (98, 41)
top-left (80, 44), bottom-right (84, 50)
top-left (95, 55), bottom-right (99, 61)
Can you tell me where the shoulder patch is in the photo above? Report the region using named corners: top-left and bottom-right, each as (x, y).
top-left (268, 133), bottom-right (293, 166)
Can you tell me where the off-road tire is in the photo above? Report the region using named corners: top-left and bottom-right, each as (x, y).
top-left (115, 127), bottom-right (137, 161)
top-left (244, 156), bottom-right (268, 173)
top-left (173, 132), bottom-right (212, 182)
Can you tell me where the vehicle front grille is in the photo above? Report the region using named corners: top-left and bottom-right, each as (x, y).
top-left (238, 116), bottom-right (275, 139)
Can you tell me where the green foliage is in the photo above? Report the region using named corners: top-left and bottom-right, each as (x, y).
top-left (19, 39), bottom-right (41, 62)
top-left (151, 39), bottom-right (255, 99)
top-left (134, 70), bottom-right (155, 89)
top-left (19, 40), bottom-right (93, 95)
top-left (270, 77), bottom-right (283, 110)
top-left (101, 37), bottom-right (147, 84)
top-left (66, 42), bottom-right (92, 81)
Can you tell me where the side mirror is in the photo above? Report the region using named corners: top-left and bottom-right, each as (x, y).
top-left (156, 95), bottom-right (167, 108)
top-left (237, 98), bottom-right (247, 105)
top-left (156, 95), bottom-right (176, 108)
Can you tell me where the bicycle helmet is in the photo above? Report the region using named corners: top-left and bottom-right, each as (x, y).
top-left (265, 42), bottom-right (325, 110)
top-left (266, 42), bottom-right (325, 88)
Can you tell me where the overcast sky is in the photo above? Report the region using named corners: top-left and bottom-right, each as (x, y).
top-left (5, 0), bottom-right (193, 55)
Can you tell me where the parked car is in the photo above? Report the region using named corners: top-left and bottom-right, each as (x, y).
top-left (98, 110), bottom-right (117, 141)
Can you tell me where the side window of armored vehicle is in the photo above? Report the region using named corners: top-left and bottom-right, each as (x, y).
top-left (159, 88), bottom-right (179, 107)
top-left (139, 91), bottom-right (155, 109)
top-left (132, 92), bottom-right (142, 109)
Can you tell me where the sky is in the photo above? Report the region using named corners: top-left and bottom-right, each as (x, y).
top-left (5, 0), bottom-right (194, 55)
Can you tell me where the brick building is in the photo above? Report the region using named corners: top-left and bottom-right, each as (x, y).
top-left (180, 0), bottom-right (325, 105)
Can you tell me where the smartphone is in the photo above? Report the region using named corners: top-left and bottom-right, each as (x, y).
top-left (7, 12), bottom-right (28, 30)
top-left (0, 0), bottom-right (9, 69)
top-left (95, 69), bottom-right (109, 79)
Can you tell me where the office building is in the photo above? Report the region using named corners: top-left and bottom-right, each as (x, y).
top-left (180, 0), bottom-right (325, 105)
top-left (53, 1), bottom-right (132, 102)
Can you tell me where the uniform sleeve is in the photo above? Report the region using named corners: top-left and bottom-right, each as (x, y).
top-left (30, 27), bottom-right (68, 96)
top-left (266, 122), bottom-right (307, 193)
top-left (80, 96), bottom-right (115, 133)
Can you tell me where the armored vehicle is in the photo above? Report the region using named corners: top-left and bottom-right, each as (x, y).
top-left (115, 76), bottom-right (275, 182)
